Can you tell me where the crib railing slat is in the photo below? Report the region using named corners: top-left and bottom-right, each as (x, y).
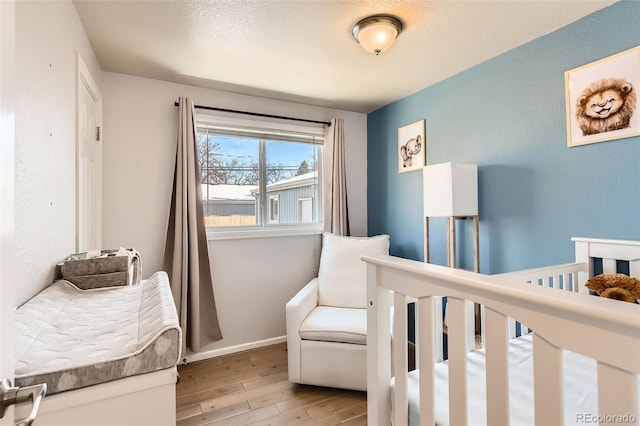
top-left (480, 304), bottom-right (486, 348)
top-left (485, 307), bottom-right (510, 426)
top-left (571, 272), bottom-right (579, 292)
top-left (602, 258), bottom-right (616, 274)
top-left (393, 292), bottom-right (408, 426)
top-left (630, 258), bottom-right (640, 278)
top-left (420, 296), bottom-right (443, 362)
top-left (508, 318), bottom-right (517, 339)
top-left (366, 263), bottom-right (392, 426)
top-left (447, 297), bottom-right (468, 426)
top-left (417, 297), bottom-right (435, 426)
top-left (533, 334), bottom-right (563, 425)
top-left (597, 362), bottom-right (639, 422)
top-left (434, 296), bottom-right (444, 362)
top-left (466, 300), bottom-right (475, 351)
top-left (562, 273), bottom-right (570, 291)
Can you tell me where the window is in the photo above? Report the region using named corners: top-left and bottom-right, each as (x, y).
top-left (196, 113), bottom-right (324, 231)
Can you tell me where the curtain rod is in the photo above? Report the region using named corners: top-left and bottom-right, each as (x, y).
top-left (174, 101), bottom-right (331, 126)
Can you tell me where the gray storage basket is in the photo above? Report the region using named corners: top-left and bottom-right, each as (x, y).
top-left (61, 249), bottom-right (142, 289)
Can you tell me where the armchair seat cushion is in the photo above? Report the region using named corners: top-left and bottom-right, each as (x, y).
top-left (299, 306), bottom-right (366, 345)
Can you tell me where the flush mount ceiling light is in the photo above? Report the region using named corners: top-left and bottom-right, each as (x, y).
top-left (352, 14), bottom-right (403, 56)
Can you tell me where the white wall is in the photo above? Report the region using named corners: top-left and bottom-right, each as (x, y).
top-left (205, 235), bottom-right (322, 354)
top-left (14, 0), bottom-right (102, 306)
top-left (101, 72), bottom-right (368, 352)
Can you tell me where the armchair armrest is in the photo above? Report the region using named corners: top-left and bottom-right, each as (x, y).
top-left (286, 278), bottom-right (318, 383)
top-left (286, 278), bottom-right (318, 321)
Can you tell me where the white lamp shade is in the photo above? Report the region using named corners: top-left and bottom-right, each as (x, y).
top-left (352, 15), bottom-right (403, 55)
top-left (423, 162), bottom-right (478, 217)
top-left (356, 22), bottom-right (399, 54)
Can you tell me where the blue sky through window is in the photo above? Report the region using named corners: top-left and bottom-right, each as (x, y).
top-left (212, 135), bottom-right (317, 176)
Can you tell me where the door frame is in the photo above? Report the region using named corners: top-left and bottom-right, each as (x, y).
top-left (0, 0), bottom-right (16, 424)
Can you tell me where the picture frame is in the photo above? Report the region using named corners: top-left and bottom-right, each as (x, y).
top-left (565, 46), bottom-right (640, 147)
top-left (398, 119), bottom-right (426, 173)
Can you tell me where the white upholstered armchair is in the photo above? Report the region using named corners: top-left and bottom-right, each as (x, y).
top-left (286, 233), bottom-right (390, 391)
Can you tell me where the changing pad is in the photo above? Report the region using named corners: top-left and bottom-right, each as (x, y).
top-left (14, 271), bottom-right (182, 394)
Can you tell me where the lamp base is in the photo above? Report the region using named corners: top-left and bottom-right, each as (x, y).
top-left (424, 215), bottom-right (481, 351)
top-left (424, 215), bottom-right (479, 272)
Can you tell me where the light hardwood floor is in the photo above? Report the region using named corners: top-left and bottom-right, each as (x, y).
top-left (176, 343), bottom-right (367, 426)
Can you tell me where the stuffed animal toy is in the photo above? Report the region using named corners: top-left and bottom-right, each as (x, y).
top-left (585, 273), bottom-right (640, 304)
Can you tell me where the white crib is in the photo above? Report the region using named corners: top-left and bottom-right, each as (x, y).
top-left (363, 237), bottom-right (640, 426)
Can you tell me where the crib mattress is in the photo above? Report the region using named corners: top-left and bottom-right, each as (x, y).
top-left (14, 271), bottom-right (182, 395)
top-left (394, 334), bottom-right (640, 426)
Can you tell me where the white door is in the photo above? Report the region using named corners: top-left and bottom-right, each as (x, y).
top-left (0, 0), bottom-right (15, 424)
top-left (76, 55), bottom-right (102, 252)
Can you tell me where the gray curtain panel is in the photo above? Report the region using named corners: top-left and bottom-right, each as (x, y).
top-left (163, 97), bottom-right (223, 354)
top-left (323, 118), bottom-right (350, 236)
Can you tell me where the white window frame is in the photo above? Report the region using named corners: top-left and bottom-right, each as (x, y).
top-left (196, 112), bottom-right (325, 240)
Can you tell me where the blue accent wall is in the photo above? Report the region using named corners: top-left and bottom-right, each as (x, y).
top-left (368, 2), bottom-right (640, 273)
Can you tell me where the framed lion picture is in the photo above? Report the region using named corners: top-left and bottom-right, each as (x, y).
top-left (398, 119), bottom-right (426, 173)
top-left (565, 46), bottom-right (640, 147)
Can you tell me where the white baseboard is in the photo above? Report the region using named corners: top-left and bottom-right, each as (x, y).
top-left (183, 336), bottom-right (287, 364)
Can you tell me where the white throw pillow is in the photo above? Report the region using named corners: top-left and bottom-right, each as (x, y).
top-left (317, 233), bottom-right (390, 309)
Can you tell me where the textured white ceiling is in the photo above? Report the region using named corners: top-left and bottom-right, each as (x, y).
top-left (73, 0), bottom-right (616, 113)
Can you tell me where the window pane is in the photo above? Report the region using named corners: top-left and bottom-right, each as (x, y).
top-left (198, 133), bottom-right (259, 227)
top-left (196, 125), bottom-right (322, 230)
top-left (264, 140), bottom-right (320, 225)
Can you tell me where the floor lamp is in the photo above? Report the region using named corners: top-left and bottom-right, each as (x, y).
top-left (423, 163), bottom-right (479, 269)
top-left (423, 162), bottom-right (480, 351)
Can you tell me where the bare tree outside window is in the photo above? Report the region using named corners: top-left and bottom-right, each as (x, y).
top-left (296, 160), bottom-right (310, 176)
